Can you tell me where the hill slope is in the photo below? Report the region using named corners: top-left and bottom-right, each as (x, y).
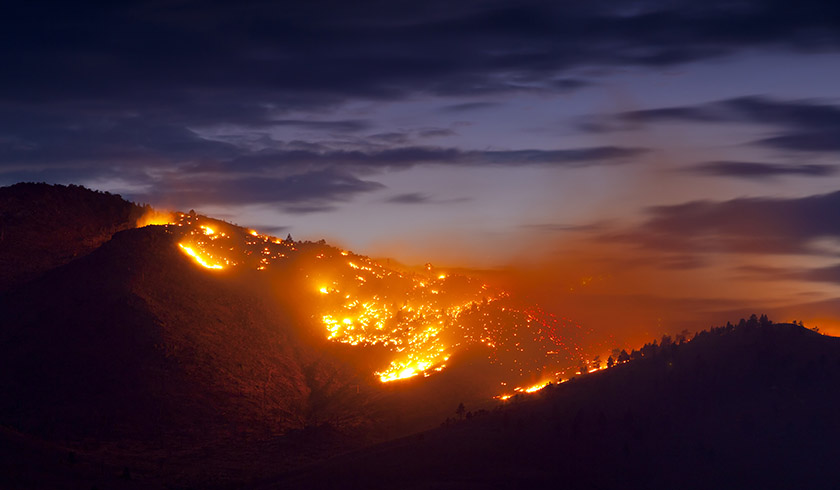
top-left (0, 224), bottom-right (384, 487)
top-left (273, 322), bottom-right (840, 490)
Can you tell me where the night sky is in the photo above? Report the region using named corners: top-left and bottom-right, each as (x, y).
top-left (3, 0), bottom-right (840, 338)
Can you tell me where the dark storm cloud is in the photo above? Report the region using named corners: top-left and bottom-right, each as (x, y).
top-left (224, 145), bottom-right (649, 172)
top-left (366, 129), bottom-right (455, 144)
top-left (3, 0), bottom-right (840, 206)
top-left (620, 190), bottom-right (840, 255)
top-left (551, 79), bottom-right (594, 91)
top-left (267, 120), bottom-right (373, 132)
top-left (614, 96), bottom-right (840, 152)
top-left (620, 107), bottom-right (729, 124)
top-left (620, 96), bottom-right (840, 127)
top-left (282, 204), bottom-right (339, 214)
top-left (368, 132), bottom-right (412, 144)
top-left (756, 131), bottom-right (840, 152)
top-left (479, 147), bottom-right (647, 165)
top-left (386, 193), bottom-right (432, 204)
top-left (441, 102), bottom-right (503, 113)
top-left (0, 103), bottom-right (647, 207)
top-left (384, 192), bottom-right (470, 205)
top-left (417, 128), bottom-right (457, 138)
top-left (132, 168), bottom-right (385, 211)
top-left (686, 161), bottom-right (837, 179)
top-left (4, 0), bottom-right (840, 110)
top-left (0, 116), bottom-right (240, 165)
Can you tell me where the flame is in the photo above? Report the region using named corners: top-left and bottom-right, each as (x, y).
top-left (514, 380), bottom-right (551, 393)
top-left (520, 381), bottom-right (550, 393)
top-left (495, 380), bottom-right (552, 400)
top-left (136, 209), bottom-right (175, 227)
top-left (157, 211), bottom-right (595, 387)
top-left (178, 244), bottom-right (224, 270)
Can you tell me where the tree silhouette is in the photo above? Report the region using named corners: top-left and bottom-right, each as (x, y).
top-left (456, 402), bottom-right (466, 420)
top-left (618, 349), bottom-right (630, 363)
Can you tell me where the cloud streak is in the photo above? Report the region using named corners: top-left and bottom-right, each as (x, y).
top-left (686, 161), bottom-right (837, 179)
top-left (611, 96), bottom-right (840, 153)
top-left (618, 190), bottom-right (840, 255)
top-left (4, 1), bottom-right (840, 113)
top-left (133, 169), bottom-right (385, 212)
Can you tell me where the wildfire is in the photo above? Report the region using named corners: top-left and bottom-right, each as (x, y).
top-left (157, 211), bottom-right (596, 389)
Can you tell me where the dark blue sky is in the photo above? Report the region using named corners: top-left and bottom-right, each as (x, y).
top-left (2, 0), bottom-right (839, 334)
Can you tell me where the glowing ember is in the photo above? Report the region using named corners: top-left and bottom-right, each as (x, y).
top-left (157, 211), bottom-right (598, 388)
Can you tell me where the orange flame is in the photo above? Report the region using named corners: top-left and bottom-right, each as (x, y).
top-left (178, 243), bottom-right (224, 270)
top-left (160, 212), bottom-right (593, 387)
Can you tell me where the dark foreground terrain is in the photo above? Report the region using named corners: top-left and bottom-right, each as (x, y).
top-left (272, 322), bottom-right (840, 490)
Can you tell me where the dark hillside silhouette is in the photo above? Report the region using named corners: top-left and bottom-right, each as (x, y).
top-left (0, 225), bottom-right (381, 487)
top-left (275, 320), bottom-right (840, 490)
top-left (0, 183), bottom-right (145, 292)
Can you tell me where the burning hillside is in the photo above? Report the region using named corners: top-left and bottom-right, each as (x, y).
top-left (159, 211), bottom-right (603, 392)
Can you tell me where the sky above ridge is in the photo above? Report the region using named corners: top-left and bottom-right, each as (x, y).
top-left (2, 0), bottom-right (839, 338)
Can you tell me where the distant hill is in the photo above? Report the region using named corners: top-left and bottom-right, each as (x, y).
top-left (274, 322), bottom-right (840, 490)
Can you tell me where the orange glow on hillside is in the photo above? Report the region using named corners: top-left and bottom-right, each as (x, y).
top-left (136, 209), bottom-right (175, 227)
top-left (494, 380), bottom-right (555, 400)
top-left (152, 211), bottom-right (601, 388)
top-left (519, 381), bottom-right (551, 393)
